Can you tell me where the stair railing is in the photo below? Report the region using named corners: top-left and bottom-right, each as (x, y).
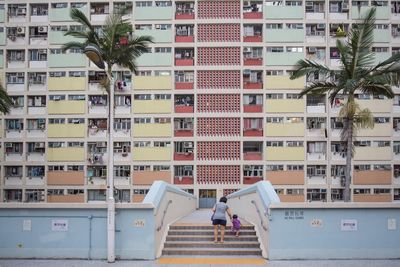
top-left (251, 200), bottom-right (267, 231)
top-left (156, 200), bottom-right (172, 231)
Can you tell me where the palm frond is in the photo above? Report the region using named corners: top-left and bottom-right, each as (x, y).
top-left (61, 41), bottom-right (86, 52)
top-left (0, 83), bottom-right (13, 114)
top-left (290, 59), bottom-right (334, 80)
top-left (70, 8), bottom-right (94, 32)
top-left (354, 108), bottom-right (374, 130)
top-left (298, 82), bottom-right (338, 98)
top-left (359, 81), bottom-right (394, 98)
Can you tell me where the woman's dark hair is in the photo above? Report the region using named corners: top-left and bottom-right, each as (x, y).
top-left (219, 196), bottom-right (227, 203)
top-left (233, 214), bottom-right (238, 219)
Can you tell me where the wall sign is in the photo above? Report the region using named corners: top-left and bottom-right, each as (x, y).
top-left (341, 219), bottom-right (357, 231)
top-left (388, 218), bottom-right (396, 231)
top-left (23, 219), bottom-right (31, 231)
top-left (284, 210), bottom-right (304, 220)
top-left (134, 219), bottom-right (145, 227)
top-left (310, 218), bottom-right (323, 228)
top-left (51, 219), bottom-right (68, 232)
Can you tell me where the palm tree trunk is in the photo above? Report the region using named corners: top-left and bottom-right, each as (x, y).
top-left (344, 117), bottom-right (353, 202)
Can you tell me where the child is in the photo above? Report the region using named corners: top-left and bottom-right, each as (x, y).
top-left (231, 214), bottom-right (241, 237)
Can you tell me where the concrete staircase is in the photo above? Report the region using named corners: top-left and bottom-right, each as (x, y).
top-left (162, 224), bottom-right (262, 256)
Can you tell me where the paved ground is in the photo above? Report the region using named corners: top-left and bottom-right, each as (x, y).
top-left (1, 259), bottom-right (400, 267)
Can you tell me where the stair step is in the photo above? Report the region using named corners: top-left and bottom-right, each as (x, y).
top-left (162, 247), bottom-right (262, 256)
top-left (168, 230), bottom-right (256, 236)
top-left (164, 241), bottom-right (260, 248)
top-left (170, 225), bottom-right (254, 230)
top-left (166, 235), bottom-right (258, 242)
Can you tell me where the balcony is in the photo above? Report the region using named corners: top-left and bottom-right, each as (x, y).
top-left (356, 123), bottom-right (391, 137)
top-left (265, 122), bottom-right (304, 137)
top-left (351, 6), bottom-right (389, 20)
top-left (132, 170), bottom-right (171, 185)
top-left (278, 193), bottom-right (305, 202)
top-left (353, 170), bottom-right (392, 185)
top-left (132, 99), bottom-right (172, 114)
top-left (265, 99), bottom-right (305, 113)
top-left (136, 53), bottom-right (173, 67)
top-left (30, 5), bottom-right (49, 22)
top-left (49, 4), bottom-right (87, 21)
top-left (174, 151), bottom-right (194, 161)
top-left (47, 171), bottom-right (85, 185)
top-left (90, 4), bottom-right (109, 22)
top-left (132, 147), bottom-right (172, 161)
top-left (243, 118), bottom-right (263, 137)
top-left (354, 146), bottom-right (392, 161)
top-left (48, 100), bottom-right (85, 114)
top-left (133, 123), bottom-right (172, 137)
top-left (243, 142), bottom-right (263, 160)
top-left (48, 53), bottom-right (86, 68)
top-left (175, 2), bottom-right (194, 19)
top-left (48, 30), bottom-right (81, 45)
top-left (265, 147), bottom-right (305, 161)
top-left (135, 6), bottom-right (173, 20)
top-left (265, 29), bottom-right (305, 43)
top-left (266, 170), bottom-right (305, 185)
top-left (136, 29), bottom-right (173, 43)
top-left (88, 120), bottom-right (107, 138)
top-left (373, 29), bottom-right (391, 43)
top-left (88, 96), bottom-right (108, 115)
top-left (353, 194), bottom-right (392, 202)
top-left (5, 151), bottom-right (24, 162)
top-left (175, 48), bottom-right (194, 66)
top-left (264, 5), bottom-right (303, 19)
top-left (174, 176), bottom-right (194, 184)
top-left (243, 2), bottom-right (262, 19)
top-left (48, 194), bottom-right (85, 203)
top-left (48, 124), bottom-right (85, 138)
top-left (134, 76), bottom-right (172, 90)
top-left (243, 71), bottom-right (263, 89)
top-left (48, 77), bottom-right (86, 91)
top-left (356, 99), bottom-right (392, 113)
top-left (244, 25), bottom-right (262, 42)
top-left (26, 151), bottom-right (45, 162)
top-left (265, 51), bottom-right (304, 66)
top-left (47, 147), bottom-right (85, 161)
top-left (265, 75), bottom-right (305, 90)
top-left (244, 103), bottom-right (263, 113)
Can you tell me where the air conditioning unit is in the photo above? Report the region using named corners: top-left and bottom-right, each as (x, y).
top-left (35, 143), bottom-right (45, 148)
top-left (16, 27), bottom-right (25, 34)
top-left (308, 47), bottom-right (317, 53)
top-left (243, 47), bottom-right (252, 53)
top-left (38, 26), bottom-right (48, 33)
top-left (5, 143), bottom-right (13, 148)
top-left (184, 142), bottom-right (193, 148)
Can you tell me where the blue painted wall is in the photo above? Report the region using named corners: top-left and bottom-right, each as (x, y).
top-left (0, 208), bottom-right (155, 260)
top-left (269, 208), bottom-right (400, 259)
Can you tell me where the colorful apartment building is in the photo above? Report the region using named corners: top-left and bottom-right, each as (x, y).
top-left (1, 0), bottom-right (400, 206)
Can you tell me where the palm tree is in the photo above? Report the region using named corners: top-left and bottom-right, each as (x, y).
top-left (0, 81), bottom-right (13, 114)
top-left (290, 8), bottom-right (400, 202)
top-left (62, 8), bottom-right (153, 89)
top-left (62, 9), bottom-right (152, 262)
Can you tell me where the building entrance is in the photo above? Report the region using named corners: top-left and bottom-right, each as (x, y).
top-left (198, 189), bottom-right (217, 208)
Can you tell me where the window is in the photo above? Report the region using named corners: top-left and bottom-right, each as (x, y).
top-left (374, 189), bottom-right (391, 194)
top-left (154, 94), bottom-right (171, 100)
top-left (266, 141), bottom-right (283, 147)
top-left (49, 71), bottom-right (66, 77)
top-left (286, 47), bottom-right (303, 52)
top-left (133, 141), bottom-right (151, 147)
top-left (49, 118), bottom-right (65, 124)
top-left (154, 165), bottom-right (170, 171)
top-left (49, 95), bottom-right (66, 101)
top-left (155, 24), bottom-right (171, 30)
top-left (175, 165), bottom-right (193, 177)
top-left (114, 165), bottom-right (130, 178)
top-left (354, 165), bottom-right (371, 171)
top-left (88, 190), bottom-right (106, 201)
top-left (134, 118), bottom-right (151, 124)
top-left (266, 47), bottom-right (284, 52)
top-left (134, 94), bottom-right (151, 100)
top-left (155, 1), bottom-right (172, 6)
top-left (307, 165), bottom-right (326, 177)
top-left (133, 165), bottom-right (151, 171)
top-left (307, 188), bottom-right (327, 201)
top-left (154, 141), bottom-right (171, 147)
top-left (287, 165), bottom-right (304, 171)
top-left (266, 165), bottom-right (284, 171)
top-left (49, 142), bottom-right (65, 148)
top-left (69, 71), bottom-right (85, 77)
top-left (155, 47), bottom-right (172, 53)
top-left (287, 189), bottom-right (304, 195)
top-left (266, 93), bottom-right (284, 99)
top-left (287, 141), bottom-right (303, 147)
top-left (68, 95), bottom-right (85, 101)
top-left (286, 23), bottom-right (303, 29)
top-left (266, 70), bottom-right (284, 76)
top-left (67, 165), bottom-right (84, 171)
top-left (68, 118), bottom-right (84, 124)
top-left (48, 165), bottom-right (65, 171)
top-left (136, 1), bottom-right (152, 7)
top-left (354, 188), bottom-right (371, 194)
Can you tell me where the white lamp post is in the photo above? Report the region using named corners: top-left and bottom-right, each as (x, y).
top-left (84, 44), bottom-right (115, 263)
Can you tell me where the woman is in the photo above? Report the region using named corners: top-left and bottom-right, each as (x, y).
top-left (211, 196), bottom-right (232, 243)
